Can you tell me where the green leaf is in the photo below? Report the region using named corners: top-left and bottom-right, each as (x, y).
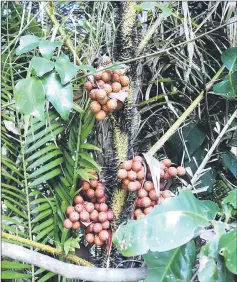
top-left (31, 57), bottom-right (54, 77)
top-left (213, 72), bottom-right (237, 98)
top-left (29, 168), bottom-right (62, 187)
top-left (221, 47), bottom-right (237, 71)
top-left (219, 229), bottom-right (237, 274)
top-left (2, 272), bottom-right (32, 279)
top-left (16, 35), bottom-right (41, 55)
top-left (113, 190), bottom-right (218, 256)
top-left (15, 77), bottom-right (45, 120)
top-left (42, 72), bottom-right (73, 120)
top-left (157, 3), bottom-right (172, 17)
top-left (39, 40), bottom-right (63, 60)
top-left (80, 143), bottom-right (101, 151)
top-left (221, 151), bottom-right (237, 177)
top-left (78, 64), bottom-right (96, 75)
top-left (2, 261), bottom-right (31, 269)
top-left (79, 152), bottom-right (101, 170)
top-left (38, 272), bottom-right (57, 282)
top-left (55, 54), bottom-right (79, 84)
top-left (144, 241), bottom-right (196, 282)
top-left (77, 168), bottom-right (93, 182)
top-left (222, 189), bottom-right (237, 209)
top-left (64, 237), bottom-right (73, 255)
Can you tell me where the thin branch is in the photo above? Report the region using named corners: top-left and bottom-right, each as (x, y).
top-left (191, 108), bottom-right (237, 185)
top-left (2, 242), bottom-right (147, 282)
top-left (2, 232), bottom-right (93, 267)
top-left (148, 65), bottom-right (225, 155)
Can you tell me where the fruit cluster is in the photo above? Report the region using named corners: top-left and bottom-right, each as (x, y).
top-left (85, 60), bottom-right (129, 120)
top-left (63, 172), bottom-right (114, 246)
top-left (117, 156), bottom-right (186, 219)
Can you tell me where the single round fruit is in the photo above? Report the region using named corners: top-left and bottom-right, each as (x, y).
top-left (63, 218), bottom-right (73, 229)
top-left (134, 209), bottom-right (143, 218)
top-left (86, 233), bottom-right (94, 243)
top-left (89, 89), bottom-right (97, 100)
top-left (66, 206), bottom-right (74, 215)
top-left (111, 73), bottom-right (120, 82)
top-left (96, 183), bottom-right (104, 190)
top-left (168, 167), bottom-right (177, 177)
top-left (102, 220), bottom-right (110, 229)
top-left (141, 197), bottom-right (152, 208)
top-left (144, 206), bottom-right (153, 215)
top-left (144, 181), bottom-right (154, 192)
top-left (122, 178), bottom-right (130, 186)
top-left (121, 160), bottom-right (133, 171)
top-left (85, 81), bottom-right (93, 91)
top-left (101, 72), bottom-right (111, 82)
top-left (97, 196), bottom-right (106, 203)
top-left (97, 80), bottom-right (105, 88)
top-left (96, 89), bottom-right (107, 100)
top-left (132, 161), bottom-right (143, 172)
top-left (107, 210), bottom-right (114, 220)
top-left (128, 181), bottom-right (138, 192)
top-left (95, 110), bottom-right (106, 121)
top-left (162, 190), bottom-right (175, 199)
top-left (72, 221), bottom-right (81, 230)
top-left (149, 190), bottom-right (159, 201)
top-left (133, 156), bottom-right (144, 163)
top-left (107, 99), bottom-right (117, 111)
top-left (163, 173), bottom-right (170, 180)
top-left (74, 195), bottom-right (84, 204)
top-left (69, 211), bottom-right (80, 222)
top-left (99, 203), bottom-right (108, 212)
top-left (137, 170), bottom-right (145, 180)
top-left (162, 159), bottom-right (172, 167)
top-left (93, 223), bottom-right (103, 233)
top-left (94, 236), bottom-right (104, 246)
top-left (177, 166), bottom-right (186, 176)
top-left (90, 101), bottom-right (101, 113)
top-left (120, 75), bottom-right (129, 86)
top-left (117, 169), bottom-right (128, 179)
top-left (104, 83), bottom-right (112, 94)
top-left (74, 204), bottom-right (84, 213)
top-left (95, 71), bottom-right (103, 80)
top-left (138, 189), bottom-right (148, 198)
top-left (99, 230), bottom-right (109, 241)
top-left (85, 202), bottom-right (94, 213)
top-left (82, 181), bottom-right (90, 191)
top-left (90, 210), bottom-right (99, 221)
top-left (90, 179), bottom-right (98, 188)
top-left (80, 210), bottom-right (90, 222)
top-left (95, 189), bottom-right (105, 198)
top-left (127, 170), bottom-right (137, 181)
top-left (98, 212), bottom-right (108, 223)
top-left (86, 188), bottom-right (95, 198)
top-left (134, 180), bottom-right (141, 190)
top-left (113, 69), bottom-right (122, 75)
top-left (112, 82), bottom-right (122, 92)
top-left (98, 96), bottom-right (108, 105)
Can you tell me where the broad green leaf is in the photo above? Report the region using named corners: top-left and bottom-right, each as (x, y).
top-left (39, 40), bottom-right (63, 60)
top-left (79, 152), bottom-right (101, 170)
top-left (2, 261), bottom-right (31, 269)
top-left (31, 57), bottom-right (54, 77)
top-left (55, 54), bottom-right (79, 84)
top-left (219, 229), bottom-right (237, 275)
top-left (221, 47), bottom-right (237, 71)
top-left (16, 35), bottom-right (41, 55)
top-left (35, 225), bottom-right (54, 242)
top-left (80, 143), bottom-right (101, 151)
top-left (158, 3), bottom-right (172, 17)
top-left (78, 64), bottom-right (96, 75)
top-left (32, 218), bottom-right (54, 233)
top-left (222, 188), bottom-right (237, 209)
top-left (221, 151), bottom-right (237, 177)
top-left (38, 272), bottom-right (57, 282)
top-left (15, 77), bottom-right (45, 120)
top-left (144, 241), bottom-right (196, 282)
top-left (29, 168), bottom-right (61, 186)
top-left (2, 271), bottom-right (32, 279)
top-left (113, 190), bottom-right (218, 256)
top-left (77, 168), bottom-right (93, 182)
top-left (213, 72), bottom-right (237, 98)
top-left (42, 72), bottom-right (73, 120)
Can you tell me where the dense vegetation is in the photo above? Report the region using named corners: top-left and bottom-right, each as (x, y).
top-left (1, 1), bottom-right (237, 281)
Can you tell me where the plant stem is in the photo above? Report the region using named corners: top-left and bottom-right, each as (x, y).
top-left (191, 108), bottom-right (237, 185)
top-left (1, 232), bottom-right (93, 267)
top-left (148, 65), bottom-right (225, 155)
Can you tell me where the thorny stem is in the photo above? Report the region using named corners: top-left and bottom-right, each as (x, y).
top-left (148, 65), bottom-right (225, 155)
top-left (1, 232), bottom-right (93, 267)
